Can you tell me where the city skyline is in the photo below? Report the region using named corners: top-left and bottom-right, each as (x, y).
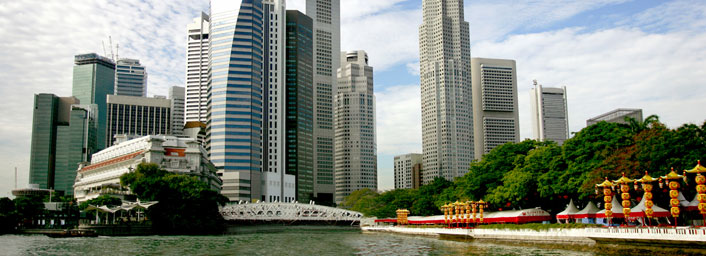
top-left (2, 0), bottom-right (706, 197)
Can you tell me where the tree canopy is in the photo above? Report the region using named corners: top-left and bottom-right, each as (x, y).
top-left (120, 163), bottom-right (228, 234)
top-left (342, 117), bottom-right (706, 217)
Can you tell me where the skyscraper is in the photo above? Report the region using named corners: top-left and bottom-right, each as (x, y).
top-left (306, 0), bottom-right (340, 205)
top-left (169, 86), bottom-right (185, 135)
top-left (29, 94), bottom-right (97, 194)
top-left (334, 50), bottom-right (377, 204)
top-left (208, 0), bottom-right (265, 202)
top-left (284, 10), bottom-right (314, 202)
top-left (114, 58), bottom-right (147, 97)
top-left (394, 153), bottom-right (422, 189)
top-left (105, 95), bottom-right (171, 146)
top-left (29, 94), bottom-right (76, 189)
top-left (260, 0), bottom-right (295, 203)
top-left (471, 58), bottom-right (519, 158)
top-left (419, 0), bottom-right (473, 184)
top-left (72, 53), bottom-right (115, 150)
top-left (530, 81), bottom-right (569, 145)
top-left (185, 12), bottom-right (210, 124)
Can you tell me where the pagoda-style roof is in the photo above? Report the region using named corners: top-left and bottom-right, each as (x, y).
top-left (556, 199), bottom-right (580, 219)
top-left (613, 173), bottom-right (633, 184)
top-left (636, 171), bottom-right (658, 183)
top-left (661, 168), bottom-right (684, 180)
top-left (596, 177), bottom-right (614, 188)
top-left (686, 160), bottom-right (706, 174)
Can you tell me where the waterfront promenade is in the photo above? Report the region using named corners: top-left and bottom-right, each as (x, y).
top-left (362, 226), bottom-right (706, 246)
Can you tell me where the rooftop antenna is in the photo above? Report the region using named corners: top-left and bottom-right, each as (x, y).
top-left (115, 43), bottom-right (119, 61)
top-left (533, 79), bottom-right (538, 86)
top-left (102, 40), bottom-right (108, 57)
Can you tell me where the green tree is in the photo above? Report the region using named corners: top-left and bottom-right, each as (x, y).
top-left (78, 195), bottom-right (123, 210)
top-left (13, 195), bottom-right (45, 228)
top-left (120, 163), bottom-right (228, 234)
top-left (0, 197), bottom-right (17, 233)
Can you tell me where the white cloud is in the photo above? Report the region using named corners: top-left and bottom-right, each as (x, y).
top-left (405, 61), bottom-right (420, 76)
top-left (375, 84), bottom-right (422, 155)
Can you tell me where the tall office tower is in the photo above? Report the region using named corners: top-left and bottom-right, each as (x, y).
top-left (586, 108), bottom-right (643, 126)
top-left (334, 50), bottom-right (377, 204)
top-left (105, 95), bottom-right (171, 146)
top-left (260, 0), bottom-right (294, 203)
top-left (306, 0), bottom-right (340, 205)
top-left (29, 94), bottom-right (97, 194)
top-left (114, 58), bottom-right (148, 97)
top-left (393, 153), bottom-right (422, 189)
top-left (54, 104), bottom-right (97, 195)
top-left (169, 86), bottom-right (185, 135)
top-left (209, 0), bottom-right (265, 202)
top-left (72, 53), bottom-right (115, 150)
top-left (530, 81), bottom-right (569, 145)
top-left (471, 58), bottom-right (520, 159)
top-left (419, 0), bottom-right (473, 184)
top-left (185, 12), bottom-right (210, 124)
top-left (29, 94), bottom-right (77, 189)
top-left (284, 10), bottom-right (314, 203)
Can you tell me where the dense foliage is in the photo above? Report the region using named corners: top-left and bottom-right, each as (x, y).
top-left (120, 163), bottom-right (228, 234)
top-left (78, 194), bottom-right (123, 210)
top-left (342, 117), bottom-right (706, 217)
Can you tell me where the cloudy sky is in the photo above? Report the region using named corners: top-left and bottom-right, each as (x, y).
top-left (1, 0), bottom-right (705, 197)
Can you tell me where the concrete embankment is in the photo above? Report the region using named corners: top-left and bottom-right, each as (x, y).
top-left (362, 226), bottom-right (706, 246)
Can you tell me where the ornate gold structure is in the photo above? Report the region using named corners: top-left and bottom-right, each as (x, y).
top-left (396, 209), bottom-right (410, 225)
top-left (477, 200), bottom-right (487, 224)
top-left (661, 168), bottom-right (684, 226)
top-left (636, 171), bottom-right (658, 220)
top-left (596, 177), bottom-right (614, 224)
top-left (614, 173), bottom-right (634, 218)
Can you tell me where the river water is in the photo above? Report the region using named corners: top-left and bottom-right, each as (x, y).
top-left (1, 226), bottom-right (704, 255)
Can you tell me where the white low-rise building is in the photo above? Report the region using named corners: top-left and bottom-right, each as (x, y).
top-left (74, 134), bottom-right (221, 203)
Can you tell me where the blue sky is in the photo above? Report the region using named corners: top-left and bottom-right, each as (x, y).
top-left (0, 0), bottom-right (705, 197)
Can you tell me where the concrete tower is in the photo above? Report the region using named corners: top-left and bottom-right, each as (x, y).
top-left (419, 0), bottom-right (473, 184)
top-left (114, 58), bottom-right (147, 97)
top-left (185, 12), bottom-right (210, 124)
top-left (530, 81), bottom-right (569, 145)
top-left (169, 86), bottom-right (185, 136)
top-left (334, 50), bottom-right (377, 204)
top-left (306, 0), bottom-right (340, 205)
top-left (471, 58), bottom-right (520, 159)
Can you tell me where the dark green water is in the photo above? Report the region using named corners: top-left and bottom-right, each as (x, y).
top-left (1, 226), bottom-right (705, 255)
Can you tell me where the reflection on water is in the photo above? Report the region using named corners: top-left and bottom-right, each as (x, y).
top-left (1, 226), bottom-right (705, 255)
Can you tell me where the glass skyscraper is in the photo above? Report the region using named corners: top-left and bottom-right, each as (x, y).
top-left (114, 58), bottom-right (147, 97)
top-left (285, 10), bottom-right (314, 203)
top-left (72, 53), bottom-right (115, 150)
top-left (208, 0), bottom-right (265, 202)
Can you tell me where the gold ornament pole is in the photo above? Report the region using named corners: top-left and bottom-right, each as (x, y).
top-left (686, 160), bottom-right (706, 226)
top-left (478, 200), bottom-right (486, 224)
top-left (465, 202), bottom-right (471, 228)
top-left (661, 168), bottom-right (684, 227)
top-left (596, 177), bottom-right (614, 226)
top-left (614, 173), bottom-right (634, 224)
top-left (636, 171), bottom-right (657, 226)
top-left (454, 201), bottom-right (460, 228)
top-left (471, 201), bottom-right (477, 226)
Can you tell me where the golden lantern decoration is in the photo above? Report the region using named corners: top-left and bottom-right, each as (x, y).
top-left (441, 204), bottom-right (449, 226)
top-left (661, 167), bottom-right (684, 226)
top-left (596, 177), bottom-right (615, 224)
top-left (635, 171), bottom-right (658, 221)
top-left (686, 160), bottom-right (706, 214)
top-left (465, 202), bottom-right (471, 226)
top-left (471, 201), bottom-right (478, 224)
top-left (395, 209), bottom-right (410, 225)
top-left (613, 173), bottom-right (634, 218)
top-left (477, 200), bottom-right (487, 224)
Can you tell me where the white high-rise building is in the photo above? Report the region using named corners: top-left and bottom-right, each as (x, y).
top-left (114, 59), bottom-right (147, 97)
top-left (334, 50), bottom-right (377, 204)
top-left (530, 81), bottom-right (569, 145)
top-left (394, 153), bottom-right (422, 189)
top-left (471, 58), bottom-right (520, 158)
top-left (185, 12), bottom-right (210, 124)
top-left (419, 0), bottom-right (473, 184)
top-left (169, 86), bottom-right (185, 136)
top-left (306, 0), bottom-right (340, 204)
top-left (261, 0), bottom-right (295, 203)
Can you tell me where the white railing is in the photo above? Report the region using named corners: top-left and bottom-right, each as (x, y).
top-left (220, 202), bottom-right (364, 222)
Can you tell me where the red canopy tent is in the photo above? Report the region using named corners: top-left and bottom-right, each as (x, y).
top-left (628, 196), bottom-right (671, 218)
top-left (574, 201), bottom-right (600, 220)
top-left (555, 199), bottom-right (579, 223)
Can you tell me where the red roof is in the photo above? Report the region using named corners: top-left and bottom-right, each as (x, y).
top-left (80, 151), bottom-right (144, 172)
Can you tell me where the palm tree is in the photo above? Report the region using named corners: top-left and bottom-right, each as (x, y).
top-left (624, 114), bottom-right (660, 133)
